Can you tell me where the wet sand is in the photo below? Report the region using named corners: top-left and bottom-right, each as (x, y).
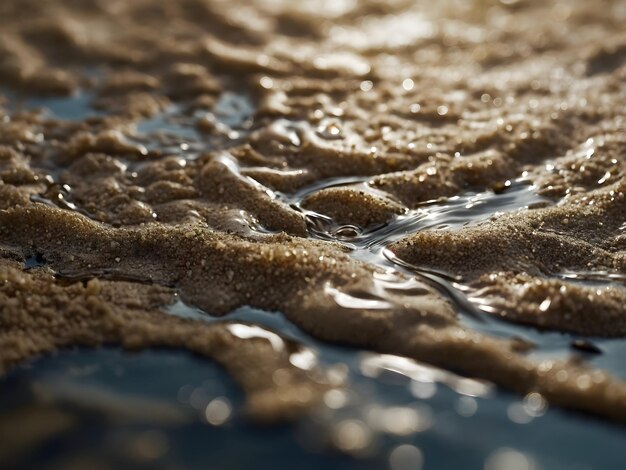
top-left (1, 0), bottom-right (626, 426)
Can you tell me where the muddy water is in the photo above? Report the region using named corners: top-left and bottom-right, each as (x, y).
top-left (2, 92), bottom-right (626, 469)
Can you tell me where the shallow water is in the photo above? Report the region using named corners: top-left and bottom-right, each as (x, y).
top-left (6, 90), bottom-right (98, 121)
top-left (132, 93), bottom-right (255, 157)
top-left (2, 312), bottom-right (625, 469)
top-left (290, 179), bottom-right (550, 251)
top-left (3, 92), bottom-right (626, 469)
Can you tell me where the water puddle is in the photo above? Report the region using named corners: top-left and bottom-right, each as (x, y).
top-left (135, 107), bottom-right (200, 146)
top-left (253, 118), bottom-right (361, 149)
top-left (23, 252), bottom-right (45, 270)
top-left (131, 92), bottom-right (255, 157)
top-left (555, 270), bottom-right (626, 288)
top-left (2, 312), bottom-right (625, 469)
top-left (5, 90), bottom-right (98, 121)
top-left (212, 91), bottom-right (255, 129)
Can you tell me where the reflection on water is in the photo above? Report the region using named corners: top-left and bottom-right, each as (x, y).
top-left (213, 91), bottom-right (255, 129)
top-left (294, 179), bottom-right (550, 251)
top-left (162, 303), bottom-right (626, 467)
top-left (2, 333), bottom-right (625, 469)
top-left (133, 92), bottom-right (254, 157)
top-left (226, 323), bottom-right (285, 351)
top-left (360, 354), bottom-right (493, 398)
top-left (7, 90), bottom-right (98, 121)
